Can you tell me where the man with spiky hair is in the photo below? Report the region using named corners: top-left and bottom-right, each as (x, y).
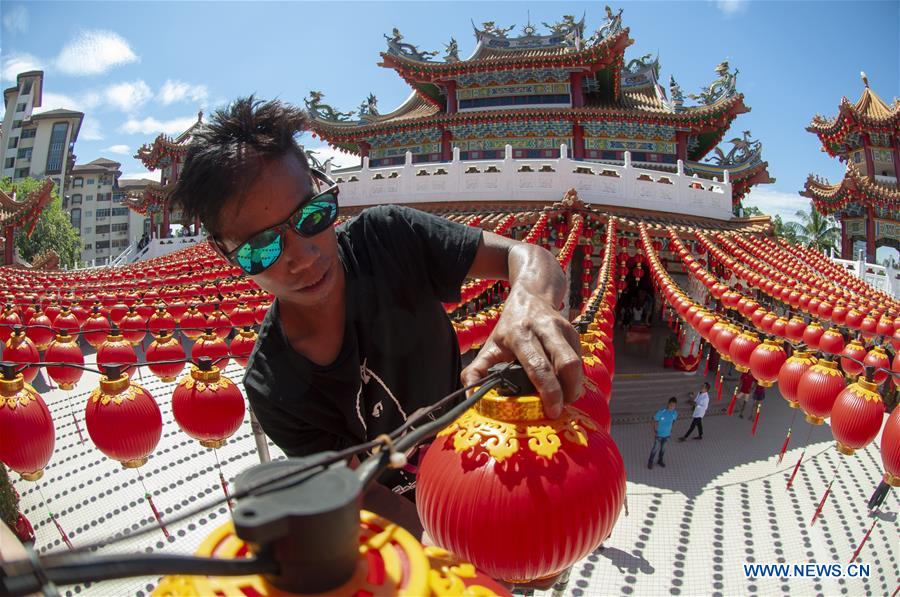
top-left (171, 96), bottom-right (582, 505)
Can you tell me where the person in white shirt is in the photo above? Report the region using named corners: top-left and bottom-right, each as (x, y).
top-left (678, 382), bottom-right (710, 441)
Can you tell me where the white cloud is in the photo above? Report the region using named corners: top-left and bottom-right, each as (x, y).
top-left (104, 80), bottom-right (152, 112)
top-left (742, 187), bottom-right (811, 223)
top-left (714, 0), bottom-right (748, 16)
top-left (303, 144), bottom-right (360, 170)
top-left (34, 91), bottom-right (102, 113)
top-left (55, 30), bottom-right (138, 76)
top-left (120, 115), bottom-right (198, 135)
top-left (79, 117), bottom-right (104, 141)
top-left (1, 52), bottom-right (42, 85)
top-left (158, 79), bottom-right (208, 106)
top-left (104, 144), bottom-right (130, 155)
top-left (121, 170), bottom-right (162, 182)
top-left (3, 5), bottom-right (28, 34)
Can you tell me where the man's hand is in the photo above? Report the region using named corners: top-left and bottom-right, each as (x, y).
top-left (461, 287), bottom-right (582, 418)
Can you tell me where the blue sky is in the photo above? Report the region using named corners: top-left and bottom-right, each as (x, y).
top-left (2, 0), bottom-right (898, 227)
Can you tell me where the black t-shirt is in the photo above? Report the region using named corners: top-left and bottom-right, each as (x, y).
top-left (243, 205), bottom-right (482, 496)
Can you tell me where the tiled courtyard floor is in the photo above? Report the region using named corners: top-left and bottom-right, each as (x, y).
top-left (8, 348), bottom-right (900, 596)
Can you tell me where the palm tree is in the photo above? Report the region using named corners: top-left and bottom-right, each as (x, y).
top-left (785, 207), bottom-right (840, 253)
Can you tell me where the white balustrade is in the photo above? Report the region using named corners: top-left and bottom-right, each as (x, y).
top-left (330, 146), bottom-right (733, 220)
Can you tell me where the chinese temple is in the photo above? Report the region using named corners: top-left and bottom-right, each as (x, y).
top-left (802, 73), bottom-right (900, 261)
top-left (0, 178), bottom-right (54, 265)
top-left (306, 8), bottom-right (773, 217)
top-left (126, 111), bottom-right (204, 238)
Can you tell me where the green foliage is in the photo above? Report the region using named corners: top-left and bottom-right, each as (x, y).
top-left (741, 205), bottom-right (764, 217)
top-left (0, 465), bottom-right (19, 528)
top-left (0, 177), bottom-right (81, 268)
top-left (771, 215), bottom-right (799, 244)
top-left (785, 207), bottom-right (840, 254)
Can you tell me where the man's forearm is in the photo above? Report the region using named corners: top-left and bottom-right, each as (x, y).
top-left (507, 243), bottom-right (567, 308)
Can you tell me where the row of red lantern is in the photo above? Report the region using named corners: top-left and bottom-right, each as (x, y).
top-left (645, 227), bottom-right (894, 478)
top-left (731, 233), bottom-right (898, 315)
top-left (773, 236), bottom-right (899, 311)
top-left (668, 231), bottom-right (896, 387)
top-left (0, 357), bottom-right (246, 483)
top-left (704, 230), bottom-right (900, 352)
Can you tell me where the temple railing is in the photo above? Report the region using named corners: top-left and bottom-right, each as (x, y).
top-left (328, 146), bottom-right (733, 220)
top-left (829, 251), bottom-right (900, 298)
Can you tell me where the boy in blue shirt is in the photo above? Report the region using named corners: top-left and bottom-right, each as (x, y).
top-left (649, 397), bottom-right (678, 469)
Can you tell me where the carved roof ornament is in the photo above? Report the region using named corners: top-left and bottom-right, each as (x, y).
top-left (476, 21), bottom-right (516, 38)
top-left (669, 75), bottom-right (685, 111)
top-left (861, 71), bottom-right (869, 88)
top-left (623, 53), bottom-right (657, 75)
top-left (357, 93), bottom-right (380, 121)
top-left (444, 37), bottom-right (460, 63)
top-left (384, 28), bottom-right (438, 61)
top-left (706, 130), bottom-right (762, 167)
top-left (303, 149), bottom-right (335, 172)
top-left (688, 60), bottom-right (739, 106)
top-left (305, 90), bottom-right (355, 122)
top-left (589, 5), bottom-right (623, 45)
top-left (542, 14), bottom-right (586, 41)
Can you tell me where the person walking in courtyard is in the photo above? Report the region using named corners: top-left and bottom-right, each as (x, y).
top-left (679, 382), bottom-right (710, 441)
top-left (648, 397), bottom-right (678, 469)
top-left (735, 370), bottom-right (755, 418)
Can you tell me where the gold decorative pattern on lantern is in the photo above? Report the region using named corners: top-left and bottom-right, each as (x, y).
top-left (440, 391), bottom-right (600, 462)
top-left (0, 376), bottom-right (36, 410)
top-left (90, 377), bottom-right (148, 406)
top-left (177, 366), bottom-right (233, 393)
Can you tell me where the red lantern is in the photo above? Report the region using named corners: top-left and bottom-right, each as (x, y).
top-left (839, 339), bottom-right (867, 379)
top-left (97, 330), bottom-right (138, 378)
top-left (193, 330), bottom-right (230, 370)
top-left (881, 407), bottom-right (900, 486)
top-left (797, 360), bottom-right (846, 424)
top-left (819, 328), bottom-right (845, 355)
top-left (147, 307), bottom-right (177, 337)
top-left (830, 378), bottom-right (884, 455)
top-left (845, 309), bottom-right (864, 330)
top-left (714, 324), bottom-right (738, 361)
top-left (120, 308), bottom-right (147, 346)
top-left (172, 359), bottom-right (245, 448)
top-left (0, 305), bottom-right (22, 344)
top-left (180, 305), bottom-right (207, 340)
top-left (45, 334), bottom-right (84, 390)
top-left (784, 317), bottom-right (807, 343)
top-left (748, 340), bottom-right (786, 387)
top-left (52, 307), bottom-right (80, 336)
top-left (759, 312), bottom-right (778, 333)
top-left (146, 332), bottom-right (187, 382)
top-left (582, 351), bottom-right (612, 405)
top-left (802, 322), bottom-right (825, 350)
top-left (862, 345), bottom-right (890, 385)
top-left (5, 328), bottom-right (40, 384)
top-left (26, 308), bottom-right (54, 351)
top-left (207, 307), bottom-right (233, 340)
top-left (229, 302), bottom-right (256, 329)
top-left (82, 308), bottom-right (111, 349)
top-left (729, 330), bottom-right (761, 373)
top-left (416, 387), bottom-right (626, 582)
top-left (859, 316), bottom-right (878, 340)
top-left (0, 367), bottom-right (55, 480)
top-left (777, 350), bottom-right (817, 408)
top-left (85, 368), bottom-right (162, 468)
top-left (831, 303), bottom-right (849, 325)
top-left (230, 327), bottom-right (258, 368)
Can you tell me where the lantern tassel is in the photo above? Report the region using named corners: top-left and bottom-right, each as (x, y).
top-left (145, 492), bottom-right (170, 539)
top-left (850, 518), bottom-right (878, 563)
top-left (810, 480), bottom-right (834, 526)
top-left (751, 404), bottom-right (762, 436)
top-left (688, 340), bottom-right (695, 357)
top-left (703, 349), bottom-right (710, 376)
top-left (50, 513), bottom-right (75, 550)
top-left (727, 388), bottom-right (739, 416)
top-left (716, 375), bottom-right (724, 401)
top-left (70, 410), bottom-right (85, 444)
top-left (777, 428), bottom-right (792, 464)
top-left (219, 471), bottom-right (233, 513)
top-left (787, 450), bottom-right (805, 489)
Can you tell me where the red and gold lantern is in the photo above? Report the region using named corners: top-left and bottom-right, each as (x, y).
top-left (830, 378), bottom-right (884, 455)
top-left (839, 339), bottom-right (867, 379)
top-left (819, 328), bottom-right (845, 355)
top-left (4, 328), bottom-right (40, 384)
top-left (45, 334), bottom-right (84, 390)
top-left (192, 330), bottom-right (230, 370)
top-left (881, 407), bottom-right (900, 486)
top-left (802, 322), bottom-right (825, 350)
top-left (797, 360), bottom-right (846, 424)
top-left (777, 350), bottom-right (817, 409)
top-left (146, 332), bottom-right (187, 382)
top-left (0, 366), bottom-right (55, 480)
top-left (416, 386), bottom-right (626, 583)
top-left (862, 345), bottom-right (890, 386)
top-left (85, 367), bottom-right (162, 468)
top-left (172, 359), bottom-right (246, 448)
top-left (230, 327), bottom-right (258, 368)
top-left (748, 339), bottom-right (786, 387)
top-left (97, 329), bottom-right (138, 378)
top-left (729, 330), bottom-right (761, 373)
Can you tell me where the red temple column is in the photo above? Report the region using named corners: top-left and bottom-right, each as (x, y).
top-left (866, 206), bottom-right (876, 263)
top-left (892, 138), bottom-right (900, 179)
top-left (572, 123), bottom-right (585, 160)
top-left (445, 81), bottom-right (458, 114)
top-left (570, 72), bottom-right (584, 108)
top-left (4, 226), bottom-right (14, 265)
top-left (440, 129), bottom-right (453, 161)
top-left (863, 133), bottom-right (875, 177)
top-left (676, 131), bottom-right (688, 162)
top-left (840, 218), bottom-right (852, 260)
top-left (162, 200), bottom-right (170, 239)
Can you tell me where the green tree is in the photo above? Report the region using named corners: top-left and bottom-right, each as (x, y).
top-left (741, 205), bottom-right (764, 217)
top-left (771, 215), bottom-right (799, 244)
top-left (0, 177), bottom-right (80, 268)
top-left (785, 207), bottom-right (840, 254)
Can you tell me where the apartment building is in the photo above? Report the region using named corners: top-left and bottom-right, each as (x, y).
top-left (1, 71), bottom-right (83, 192)
top-left (67, 158), bottom-right (148, 265)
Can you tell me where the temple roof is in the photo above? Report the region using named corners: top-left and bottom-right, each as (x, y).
top-left (135, 111), bottom-right (204, 170)
top-left (0, 178), bottom-right (54, 235)
top-left (802, 162), bottom-right (900, 216)
top-left (807, 75), bottom-right (900, 145)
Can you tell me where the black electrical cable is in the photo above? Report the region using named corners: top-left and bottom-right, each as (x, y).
top-left (2, 553), bottom-right (278, 596)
